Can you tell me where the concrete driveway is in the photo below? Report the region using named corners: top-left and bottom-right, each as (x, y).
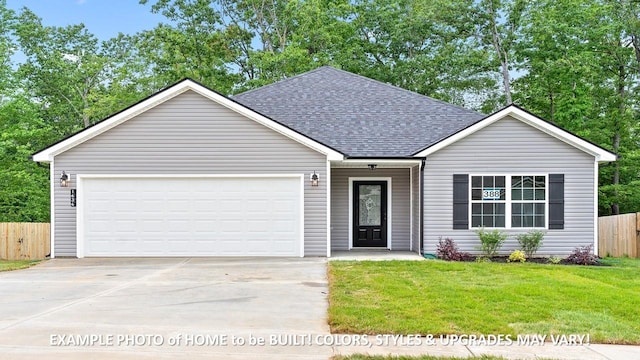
top-left (0, 258), bottom-right (331, 359)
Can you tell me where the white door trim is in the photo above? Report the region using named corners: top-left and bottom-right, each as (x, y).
top-left (76, 174), bottom-right (305, 258)
top-left (348, 177), bottom-right (392, 250)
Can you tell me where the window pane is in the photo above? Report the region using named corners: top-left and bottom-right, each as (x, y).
top-left (483, 215), bottom-right (493, 227)
top-left (359, 185), bottom-right (381, 226)
top-left (472, 216), bottom-right (481, 227)
top-left (472, 189), bottom-right (482, 200)
top-left (483, 203), bottom-right (493, 214)
top-left (523, 189), bottom-right (534, 200)
top-left (512, 203), bottom-right (522, 215)
top-left (512, 176), bottom-right (521, 187)
top-left (472, 203), bottom-right (481, 215)
top-left (523, 215), bottom-right (534, 227)
top-left (483, 176), bottom-right (494, 187)
top-left (523, 176), bottom-right (534, 188)
top-left (499, 189), bottom-right (506, 200)
top-left (495, 176), bottom-right (505, 187)
top-left (535, 189), bottom-right (545, 200)
top-left (535, 203), bottom-right (545, 215)
top-left (496, 203), bottom-right (505, 215)
top-left (512, 189), bottom-right (522, 200)
top-left (535, 216), bottom-right (545, 227)
top-left (512, 216), bottom-right (521, 227)
top-left (523, 203), bottom-right (534, 215)
top-left (495, 216), bottom-right (505, 227)
top-left (472, 176), bottom-right (482, 187)
top-left (535, 176), bottom-right (545, 187)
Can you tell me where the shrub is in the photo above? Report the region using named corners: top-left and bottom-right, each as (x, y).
top-left (548, 256), bottom-right (562, 265)
top-left (507, 250), bottom-right (526, 263)
top-left (436, 237), bottom-right (472, 261)
top-left (565, 244), bottom-right (599, 265)
top-left (516, 230), bottom-right (545, 257)
top-left (475, 256), bottom-right (492, 263)
top-left (475, 228), bottom-right (507, 256)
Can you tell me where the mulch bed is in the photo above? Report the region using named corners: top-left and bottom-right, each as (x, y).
top-left (464, 255), bottom-right (608, 266)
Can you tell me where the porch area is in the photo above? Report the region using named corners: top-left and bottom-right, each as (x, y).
top-left (329, 250), bottom-right (425, 261)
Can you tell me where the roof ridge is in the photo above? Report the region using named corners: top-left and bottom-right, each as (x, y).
top-left (237, 66), bottom-right (484, 116)
top-left (234, 66), bottom-right (332, 98)
top-left (326, 67), bottom-right (484, 115)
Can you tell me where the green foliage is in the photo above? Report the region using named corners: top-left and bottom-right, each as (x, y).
top-left (0, 97), bottom-right (53, 222)
top-left (566, 245), bottom-right (600, 266)
top-left (436, 237), bottom-right (472, 261)
top-left (548, 256), bottom-right (563, 265)
top-left (475, 228), bottom-right (507, 256)
top-left (515, 230), bottom-right (545, 257)
top-left (507, 250), bottom-right (526, 263)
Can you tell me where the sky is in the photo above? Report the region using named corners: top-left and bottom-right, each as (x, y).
top-left (5, 0), bottom-right (167, 41)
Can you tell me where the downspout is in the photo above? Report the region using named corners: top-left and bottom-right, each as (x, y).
top-left (419, 158), bottom-right (426, 256)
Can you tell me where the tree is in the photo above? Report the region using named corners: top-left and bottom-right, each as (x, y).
top-left (0, 0), bottom-right (15, 97)
top-left (0, 97), bottom-right (53, 222)
top-left (473, 0), bottom-right (525, 105)
top-left (14, 8), bottom-right (142, 133)
top-left (137, 0), bottom-right (242, 94)
top-left (514, 0), bottom-right (640, 215)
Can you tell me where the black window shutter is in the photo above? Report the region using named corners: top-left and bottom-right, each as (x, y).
top-left (548, 174), bottom-right (565, 229)
top-left (453, 174), bottom-right (469, 229)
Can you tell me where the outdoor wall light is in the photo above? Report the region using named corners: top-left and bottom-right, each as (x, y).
top-left (368, 164), bottom-right (377, 170)
top-left (310, 171), bottom-right (320, 187)
top-left (60, 171), bottom-right (70, 187)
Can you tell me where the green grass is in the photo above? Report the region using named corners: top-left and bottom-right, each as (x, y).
top-left (328, 258), bottom-right (640, 344)
top-left (0, 259), bottom-right (40, 271)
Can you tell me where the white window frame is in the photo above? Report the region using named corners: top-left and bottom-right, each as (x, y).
top-left (468, 173), bottom-right (549, 230)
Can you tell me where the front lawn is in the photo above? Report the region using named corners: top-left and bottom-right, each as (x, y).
top-left (0, 259), bottom-right (40, 272)
top-left (328, 258), bottom-right (640, 344)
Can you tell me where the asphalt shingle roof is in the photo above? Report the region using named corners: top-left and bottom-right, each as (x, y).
top-left (233, 66), bottom-right (485, 157)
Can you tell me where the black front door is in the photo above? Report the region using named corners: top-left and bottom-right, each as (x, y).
top-left (353, 181), bottom-right (387, 247)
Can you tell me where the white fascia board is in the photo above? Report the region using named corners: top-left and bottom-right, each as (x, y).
top-left (334, 159), bottom-right (423, 167)
top-left (414, 106), bottom-right (617, 162)
top-left (32, 80), bottom-right (344, 162)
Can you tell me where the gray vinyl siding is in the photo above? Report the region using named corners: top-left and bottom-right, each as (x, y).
top-left (411, 165), bottom-right (421, 253)
top-left (53, 90), bottom-right (328, 257)
top-left (424, 116), bottom-right (595, 256)
top-left (330, 168), bottom-right (411, 251)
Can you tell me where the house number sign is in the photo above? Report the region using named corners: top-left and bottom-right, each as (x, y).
top-left (482, 188), bottom-right (502, 200)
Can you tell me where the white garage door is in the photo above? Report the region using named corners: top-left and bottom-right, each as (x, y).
top-left (79, 176), bottom-right (303, 257)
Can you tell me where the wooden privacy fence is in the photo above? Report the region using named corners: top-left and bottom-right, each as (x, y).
top-left (0, 223), bottom-right (50, 260)
top-left (598, 213), bottom-right (640, 258)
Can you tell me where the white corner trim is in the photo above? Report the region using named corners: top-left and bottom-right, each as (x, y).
top-left (32, 80), bottom-right (344, 162)
top-left (326, 160), bottom-right (332, 257)
top-left (414, 106), bottom-right (617, 162)
top-left (348, 177), bottom-right (392, 250)
top-left (49, 161), bottom-right (55, 258)
top-left (593, 161), bottom-right (599, 256)
top-left (299, 175), bottom-right (305, 258)
top-left (409, 166), bottom-right (413, 252)
top-left (76, 174), bottom-right (85, 258)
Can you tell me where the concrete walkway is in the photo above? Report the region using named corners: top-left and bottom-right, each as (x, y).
top-left (332, 338), bottom-right (640, 359)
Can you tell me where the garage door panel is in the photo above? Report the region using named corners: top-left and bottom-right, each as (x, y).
top-left (81, 176), bottom-right (301, 257)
